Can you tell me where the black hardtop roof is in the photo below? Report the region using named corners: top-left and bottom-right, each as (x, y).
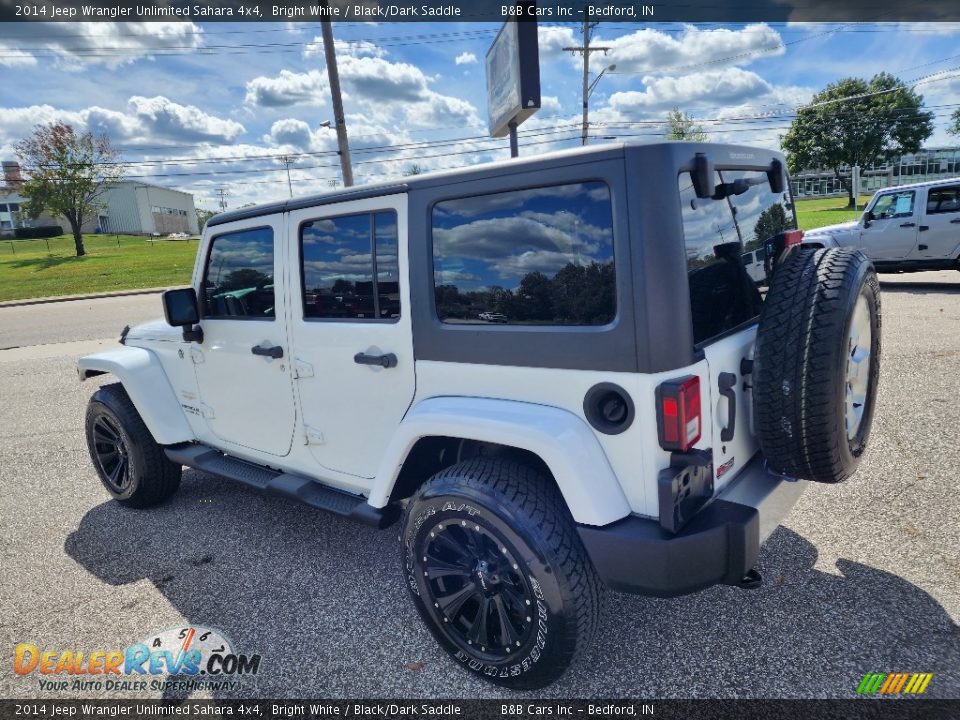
top-left (206, 140), bottom-right (786, 228)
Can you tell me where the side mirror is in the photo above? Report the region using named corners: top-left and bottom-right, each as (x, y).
top-left (863, 210), bottom-right (874, 227)
top-left (767, 158), bottom-right (785, 194)
top-left (162, 288), bottom-right (203, 343)
top-left (692, 153), bottom-right (715, 199)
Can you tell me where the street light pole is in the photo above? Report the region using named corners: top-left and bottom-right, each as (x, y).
top-left (320, 7), bottom-right (354, 187)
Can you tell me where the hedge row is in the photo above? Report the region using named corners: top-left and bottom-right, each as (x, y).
top-left (13, 226), bottom-right (63, 239)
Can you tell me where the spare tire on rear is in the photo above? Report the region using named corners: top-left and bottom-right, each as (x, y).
top-left (753, 247), bottom-right (881, 483)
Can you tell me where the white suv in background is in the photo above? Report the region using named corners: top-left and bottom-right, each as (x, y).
top-left (802, 178), bottom-right (960, 272)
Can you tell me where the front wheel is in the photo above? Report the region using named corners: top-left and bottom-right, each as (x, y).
top-left (401, 459), bottom-right (602, 689)
top-left (85, 383), bottom-right (182, 507)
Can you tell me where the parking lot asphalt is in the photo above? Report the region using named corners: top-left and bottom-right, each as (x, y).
top-left (1, 275), bottom-right (958, 700)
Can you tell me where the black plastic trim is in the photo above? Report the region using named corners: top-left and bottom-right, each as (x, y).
top-left (583, 383), bottom-right (635, 435)
top-left (578, 499), bottom-right (758, 597)
top-left (206, 184), bottom-right (409, 227)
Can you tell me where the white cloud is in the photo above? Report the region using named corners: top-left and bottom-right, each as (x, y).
top-left (0, 22), bottom-right (204, 69)
top-left (608, 68), bottom-right (775, 113)
top-left (455, 52), bottom-right (478, 66)
top-left (304, 37), bottom-right (389, 59)
top-left (244, 70), bottom-right (330, 108)
top-left (127, 96), bottom-right (245, 143)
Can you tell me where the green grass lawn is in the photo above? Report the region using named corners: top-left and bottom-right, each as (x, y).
top-left (0, 194), bottom-right (877, 303)
top-left (0, 234), bottom-right (196, 302)
top-left (794, 195), bottom-right (873, 231)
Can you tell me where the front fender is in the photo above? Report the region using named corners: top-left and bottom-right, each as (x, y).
top-left (367, 396), bottom-right (632, 527)
top-left (78, 346), bottom-right (193, 446)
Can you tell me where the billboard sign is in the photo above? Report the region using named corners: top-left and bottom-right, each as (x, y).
top-left (486, 16), bottom-right (541, 138)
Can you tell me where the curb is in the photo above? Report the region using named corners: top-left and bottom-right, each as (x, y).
top-left (0, 287), bottom-right (170, 309)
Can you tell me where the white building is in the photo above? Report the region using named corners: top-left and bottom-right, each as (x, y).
top-left (1, 162), bottom-right (198, 237)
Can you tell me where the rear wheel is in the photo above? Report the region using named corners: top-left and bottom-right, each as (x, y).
top-left (753, 248), bottom-right (881, 483)
top-left (400, 458), bottom-right (601, 689)
top-left (85, 383), bottom-right (181, 507)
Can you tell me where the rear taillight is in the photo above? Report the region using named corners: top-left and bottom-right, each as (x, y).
top-left (656, 376), bottom-right (702, 452)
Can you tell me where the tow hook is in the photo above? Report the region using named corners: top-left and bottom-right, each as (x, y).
top-left (738, 568), bottom-right (762, 590)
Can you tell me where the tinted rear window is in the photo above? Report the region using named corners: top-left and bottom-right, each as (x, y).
top-left (680, 170), bottom-right (795, 345)
top-left (431, 181), bottom-right (616, 326)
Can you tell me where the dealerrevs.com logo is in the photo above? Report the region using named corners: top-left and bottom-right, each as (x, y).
top-left (14, 626), bottom-right (262, 693)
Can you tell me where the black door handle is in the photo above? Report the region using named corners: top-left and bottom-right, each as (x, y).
top-left (354, 352), bottom-right (397, 368)
top-left (251, 345), bottom-right (283, 359)
top-left (718, 372), bottom-right (737, 443)
top-left (918, 244), bottom-right (928, 251)
top-left (951, 218), bottom-right (960, 224)
top-left (900, 222), bottom-right (916, 227)
top-left (919, 225), bottom-right (929, 232)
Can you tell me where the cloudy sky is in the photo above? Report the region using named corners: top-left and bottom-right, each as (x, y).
top-left (1, 21), bottom-right (958, 210)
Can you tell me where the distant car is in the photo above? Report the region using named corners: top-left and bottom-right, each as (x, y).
top-left (478, 311), bottom-right (508, 323)
top-left (741, 247), bottom-right (768, 284)
top-left (167, 232), bottom-right (190, 239)
top-left (802, 177), bottom-right (960, 272)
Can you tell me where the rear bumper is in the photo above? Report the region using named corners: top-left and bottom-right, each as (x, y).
top-left (577, 454), bottom-right (806, 597)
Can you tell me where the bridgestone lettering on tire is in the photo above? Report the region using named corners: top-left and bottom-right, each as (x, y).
top-left (753, 248), bottom-right (881, 483)
top-left (85, 383), bottom-right (182, 507)
top-left (400, 458), bottom-right (602, 689)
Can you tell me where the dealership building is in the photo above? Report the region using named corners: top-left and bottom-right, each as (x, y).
top-left (790, 146), bottom-right (960, 199)
top-left (1, 162), bottom-right (198, 237)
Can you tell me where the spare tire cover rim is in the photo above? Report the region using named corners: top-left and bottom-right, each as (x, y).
top-left (845, 294), bottom-right (872, 440)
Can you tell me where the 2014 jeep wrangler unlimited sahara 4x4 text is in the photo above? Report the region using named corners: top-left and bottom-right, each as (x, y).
top-left (78, 142), bottom-right (881, 689)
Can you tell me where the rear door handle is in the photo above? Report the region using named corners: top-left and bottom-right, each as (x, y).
top-left (951, 218), bottom-right (960, 224)
top-left (354, 352), bottom-right (397, 368)
top-left (919, 225), bottom-right (929, 232)
top-left (899, 222), bottom-right (916, 227)
top-left (251, 345), bottom-right (283, 359)
top-left (718, 372), bottom-right (737, 443)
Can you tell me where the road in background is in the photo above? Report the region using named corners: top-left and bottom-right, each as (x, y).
top-left (0, 293), bottom-right (163, 349)
top-left (0, 273), bottom-right (958, 698)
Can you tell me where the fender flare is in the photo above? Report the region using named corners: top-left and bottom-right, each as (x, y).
top-left (78, 346), bottom-right (193, 446)
top-left (367, 396), bottom-right (632, 527)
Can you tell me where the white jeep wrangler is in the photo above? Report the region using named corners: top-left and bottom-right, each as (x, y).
top-left (802, 177), bottom-right (960, 272)
top-left (78, 142), bottom-right (881, 689)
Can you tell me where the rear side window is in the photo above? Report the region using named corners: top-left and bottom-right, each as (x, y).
top-left (680, 170), bottom-right (795, 345)
top-left (201, 226), bottom-right (275, 320)
top-left (300, 210), bottom-right (400, 321)
top-left (927, 185), bottom-right (960, 214)
top-left (431, 181), bottom-right (616, 325)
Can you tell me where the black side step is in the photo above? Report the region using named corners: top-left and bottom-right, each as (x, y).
top-left (164, 443), bottom-right (398, 529)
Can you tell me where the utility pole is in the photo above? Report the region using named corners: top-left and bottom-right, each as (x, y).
top-left (279, 155), bottom-right (293, 198)
top-left (320, 6), bottom-right (354, 187)
top-left (215, 187), bottom-right (227, 212)
top-left (564, 15), bottom-right (610, 146)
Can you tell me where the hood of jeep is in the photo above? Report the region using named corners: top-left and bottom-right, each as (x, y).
top-left (805, 220), bottom-right (859, 238)
top-left (124, 319), bottom-right (181, 343)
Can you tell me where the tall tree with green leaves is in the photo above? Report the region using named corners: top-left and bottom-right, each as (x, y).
top-left (665, 107), bottom-right (707, 142)
top-left (14, 122), bottom-right (126, 257)
top-left (948, 108), bottom-right (960, 136)
top-left (782, 73), bottom-right (933, 208)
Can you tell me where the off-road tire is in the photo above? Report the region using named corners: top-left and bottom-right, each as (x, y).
top-left (85, 383), bottom-right (182, 507)
top-left (753, 247), bottom-right (881, 483)
top-left (401, 458), bottom-right (602, 689)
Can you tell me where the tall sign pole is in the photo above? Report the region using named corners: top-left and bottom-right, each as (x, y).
top-left (485, 12), bottom-right (541, 157)
top-left (320, 5), bottom-right (354, 187)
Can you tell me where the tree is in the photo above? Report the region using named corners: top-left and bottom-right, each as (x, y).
top-left (782, 73), bottom-right (933, 208)
top-left (948, 108), bottom-right (960, 137)
top-left (402, 164), bottom-right (424, 176)
top-left (14, 122), bottom-right (126, 257)
top-left (665, 107), bottom-right (707, 142)
top-left (196, 207), bottom-right (217, 232)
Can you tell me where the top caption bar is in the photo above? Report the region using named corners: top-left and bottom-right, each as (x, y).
top-left (2, 0), bottom-right (960, 23)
